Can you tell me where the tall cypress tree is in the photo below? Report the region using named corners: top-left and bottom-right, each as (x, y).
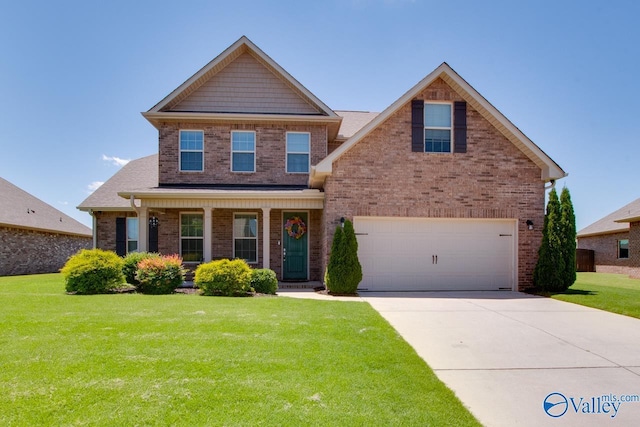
top-left (325, 219), bottom-right (362, 294)
top-left (534, 188), bottom-right (565, 291)
top-left (559, 187), bottom-right (577, 289)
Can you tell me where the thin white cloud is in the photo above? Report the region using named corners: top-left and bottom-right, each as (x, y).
top-left (58, 201), bottom-right (69, 206)
top-left (102, 154), bottom-right (130, 167)
top-left (87, 181), bottom-right (104, 193)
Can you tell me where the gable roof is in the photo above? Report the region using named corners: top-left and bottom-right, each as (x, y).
top-left (0, 177), bottom-right (91, 237)
top-left (335, 111), bottom-right (380, 140)
top-left (77, 154), bottom-right (158, 211)
top-left (142, 36), bottom-right (342, 138)
top-left (577, 197), bottom-right (640, 237)
top-left (311, 62), bottom-right (566, 187)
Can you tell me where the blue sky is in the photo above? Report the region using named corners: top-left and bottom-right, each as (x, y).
top-left (1, 0), bottom-right (638, 230)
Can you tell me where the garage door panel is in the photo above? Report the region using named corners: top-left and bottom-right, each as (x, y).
top-left (354, 217), bottom-right (515, 291)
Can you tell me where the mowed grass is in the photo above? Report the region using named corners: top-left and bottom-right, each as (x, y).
top-left (0, 274), bottom-right (480, 426)
top-left (551, 273), bottom-right (640, 319)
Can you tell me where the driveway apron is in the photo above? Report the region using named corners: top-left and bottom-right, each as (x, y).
top-left (361, 291), bottom-right (640, 427)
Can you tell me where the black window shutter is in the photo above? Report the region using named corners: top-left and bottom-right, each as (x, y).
top-left (115, 217), bottom-right (126, 256)
top-left (454, 101), bottom-right (467, 153)
top-left (411, 100), bottom-right (424, 152)
top-left (149, 221), bottom-right (159, 253)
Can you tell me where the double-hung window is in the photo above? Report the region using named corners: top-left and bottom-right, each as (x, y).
top-left (234, 213), bottom-right (258, 264)
top-left (618, 239), bottom-right (629, 259)
top-left (231, 131), bottom-right (256, 172)
top-left (180, 130), bottom-right (204, 171)
top-left (286, 132), bottom-right (310, 173)
top-left (424, 103), bottom-right (452, 153)
top-left (181, 213), bottom-right (203, 262)
top-left (126, 217), bottom-right (138, 253)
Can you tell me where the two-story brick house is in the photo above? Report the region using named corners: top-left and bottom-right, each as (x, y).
top-left (79, 36), bottom-right (565, 291)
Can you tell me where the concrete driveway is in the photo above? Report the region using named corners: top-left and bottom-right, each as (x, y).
top-left (360, 291), bottom-right (640, 427)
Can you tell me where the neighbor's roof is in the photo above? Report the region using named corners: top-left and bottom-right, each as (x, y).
top-left (0, 177), bottom-right (91, 236)
top-left (77, 154), bottom-right (158, 211)
top-left (312, 62), bottom-right (566, 187)
top-left (577, 197), bottom-right (640, 237)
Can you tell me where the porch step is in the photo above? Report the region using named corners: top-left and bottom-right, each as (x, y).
top-left (278, 281), bottom-right (323, 290)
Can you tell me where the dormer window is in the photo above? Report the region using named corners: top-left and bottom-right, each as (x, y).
top-left (231, 131), bottom-right (256, 172)
top-left (424, 103), bottom-right (452, 153)
top-left (179, 130), bottom-right (204, 171)
top-left (286, 132), bottom-right (310, 173)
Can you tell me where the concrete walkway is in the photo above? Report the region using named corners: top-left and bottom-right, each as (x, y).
top-left (279, 289), bottom-right (640, 426)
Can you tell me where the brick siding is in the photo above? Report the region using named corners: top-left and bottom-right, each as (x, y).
top-left (577, 231), bottom-right (631, 271)
top-left (158, 123), bottom-right (327, 186)
top-left (322, 78), bottom-right (545, 291)
top-left (0, 226), bottom-right (91, 276)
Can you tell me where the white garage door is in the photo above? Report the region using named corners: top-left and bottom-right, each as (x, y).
top-left (354, 217), bottom-right (516, 291)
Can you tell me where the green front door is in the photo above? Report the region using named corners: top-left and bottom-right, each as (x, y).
top-left (283, 212), bottom-right (308, 281)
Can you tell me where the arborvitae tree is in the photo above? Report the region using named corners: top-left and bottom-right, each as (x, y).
top-left (342, 219), bottom-right (363, 290)
top-left (533, 188), bottom-right (566, 292)
top-left (325, 219), bottom-right (362, 294)
top-left (559, 187), bottom-right (577, 289)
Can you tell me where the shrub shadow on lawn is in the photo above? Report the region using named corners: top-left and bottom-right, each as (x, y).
top-left (557, 288), bottom-right (598, 296)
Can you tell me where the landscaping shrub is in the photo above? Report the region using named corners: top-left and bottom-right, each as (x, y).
top-left (251, 268), bottom-right (278, 294)
top-left (122, 252), bottom-right (160, 285)
top-left (195, 259), bottom-right (252, 296)
top-left (61, 249), bottom-right (125, 294)
top-left (135, 254), bottom-right (186, 294)
top-left (325, 219), bottom-right (362, 294)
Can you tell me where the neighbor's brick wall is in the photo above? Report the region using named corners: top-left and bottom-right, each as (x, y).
top-left (0, 226), bottom-right (91, 276)
top-left (158, 123), bottom-right (327, 186)
top-left (629, 222), bottom-right (640, 278)
top-left (577, 231), bottom-right (630, 272)
top-left (322, 77), bottom-right (545, 290)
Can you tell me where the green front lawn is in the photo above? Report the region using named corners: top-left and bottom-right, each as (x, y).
top-left (0, 274), bottom-right (480, 426)
top-left (551, 273), bottom-right (640, 319)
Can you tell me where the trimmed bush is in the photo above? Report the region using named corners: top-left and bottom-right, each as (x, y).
top-left (325, 219), bottom-right (362, 295)
top-left (251, 269), bottom-right (278, 295)
top-left (122, 252), bottom-right (160, 285)
top-left (195, 259), bottom-right (252, 296)
top-left (61, 249), bottom-right (125, 294)
top-left (135, 254), bottom-right (186, 295)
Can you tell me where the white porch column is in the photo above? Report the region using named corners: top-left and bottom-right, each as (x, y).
top-left (138, 207), bottom-right (148, 252)
top-left (204, 208), bottom-right (213, 262)
top-left (261, 207), bottom-right (271, 269)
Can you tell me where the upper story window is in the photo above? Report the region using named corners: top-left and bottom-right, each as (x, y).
top-left (424, 103), bottom-right (452, 153)
top-left (286, 132), bottom-right (310, 173)
top-left (231, 131), bottom-right (256, 172)
top-left (618, 239), bottom-right (629, 259)
top-left (126, 217), bottom-right (138, 253)
top-left (180, 130), bottom-right (204, 171)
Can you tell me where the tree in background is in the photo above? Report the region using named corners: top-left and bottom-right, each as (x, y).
top-left (325, 219), bottom-right (362, 294)
top-left (533, 188), bottom-right (566, 292)
top-left (559, 187), bottom-right (577, 288)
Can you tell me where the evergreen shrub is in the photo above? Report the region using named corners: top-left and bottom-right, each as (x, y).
top-left (61, 249), bottom-right (124, 294)
top-left (195, 259), bottom-right (252, 296)
top-left (325, 219), bottom-right (362, 295)
top-left (135, 254), bottom-right (186, 294)
top-left (122, 252), bottom-right (160, 285)
top-left (250, 269), bottom-right (278, 295)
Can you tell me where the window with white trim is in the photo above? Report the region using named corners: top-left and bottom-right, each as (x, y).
top-left (180, 130), bottom-right (204, 171)
top-left (286, 132), bottom-right (310, 173)
top-left (126, 217), bottom-right (138, 253)
top-left (424, 103), bottom-right (452, 153)
top-left (231, 131), bottom-right (256, 172)
top-left (181, 213), bottom-right (203, 262)
top-left (234, 213), bottom-right (258, 263)
top-left (618, 239), bottom-right (629, 259)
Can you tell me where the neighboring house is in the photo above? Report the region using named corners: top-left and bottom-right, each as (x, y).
top-left (78, 36), bottom-right (565, 291)
top-left (1, 177), bottom-right (92, 276)
top-left (577, 198), bottom-right (640, 278)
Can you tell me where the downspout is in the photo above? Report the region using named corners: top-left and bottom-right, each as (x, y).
top-left (129, 194), bottom-right (141, 214)
top-left (544, 179), bottom-right (556, 191)
top-left (89, 209), bottom-right (97, 249)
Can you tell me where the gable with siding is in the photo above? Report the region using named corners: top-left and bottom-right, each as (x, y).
top-left (171, 52), bottom-right (320, 115)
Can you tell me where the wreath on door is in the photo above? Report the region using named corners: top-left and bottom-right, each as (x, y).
top-left (285, 216), bottom-right (307, 239)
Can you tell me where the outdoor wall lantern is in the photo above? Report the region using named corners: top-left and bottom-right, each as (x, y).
top-left (149, 216), bottom-right (159, 228)
top-left (340, 217), bottom-right (345, 228)
top-left (526, 220), bottom-right (534, 230)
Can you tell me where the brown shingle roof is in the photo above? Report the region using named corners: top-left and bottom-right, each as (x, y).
top-left (0, 177), bottom-right (91, 236)
top-left (577, 197), bottom-right (640, 237)
top-left (78, 154), bottom-right (158, 211)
